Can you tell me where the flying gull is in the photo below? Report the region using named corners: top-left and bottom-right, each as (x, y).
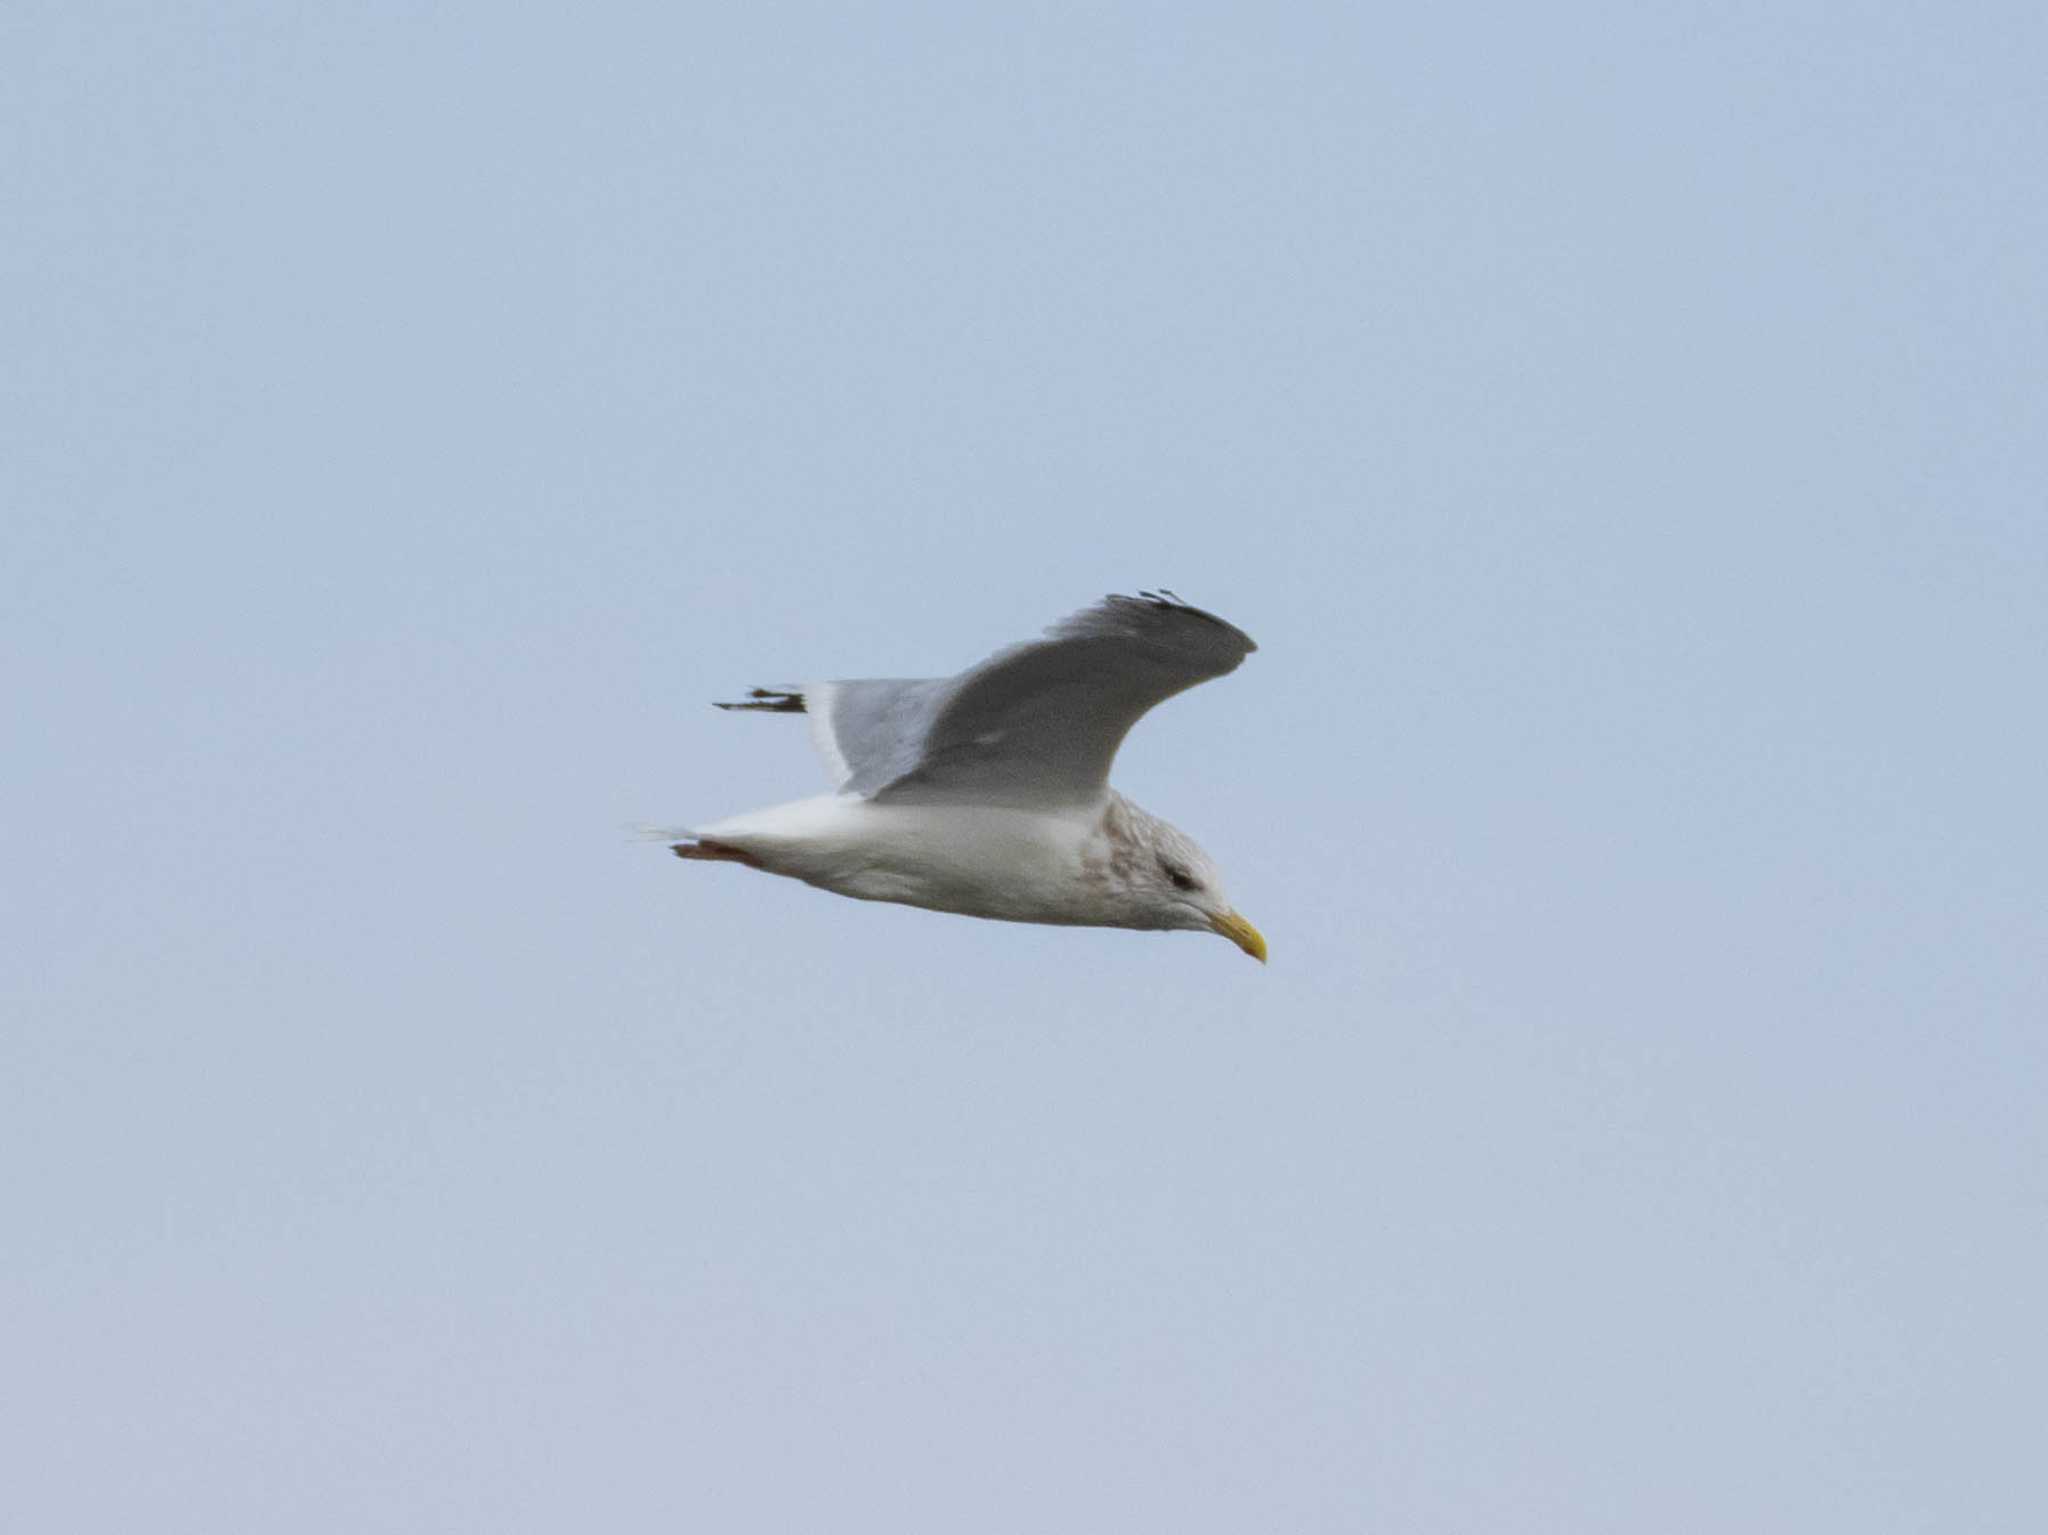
top-left (666, 591), bottom-right (1267, 961)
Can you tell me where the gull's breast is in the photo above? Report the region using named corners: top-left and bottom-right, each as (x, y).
top-left (837, 800), bottom-right (1106, 923)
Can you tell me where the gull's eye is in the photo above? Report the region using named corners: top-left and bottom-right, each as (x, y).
top-left (1161, 860), bottom-right (1200, 893)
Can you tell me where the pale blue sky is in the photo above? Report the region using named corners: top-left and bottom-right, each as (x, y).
top-left (6, 2), bottom-right (2044, 1530)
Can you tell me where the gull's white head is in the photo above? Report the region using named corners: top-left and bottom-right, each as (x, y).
top-left (1098, 796), bottom-right (1268, 962)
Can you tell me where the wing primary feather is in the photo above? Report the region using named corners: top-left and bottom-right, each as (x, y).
top-left (714, 688), bottom-right (807, 713)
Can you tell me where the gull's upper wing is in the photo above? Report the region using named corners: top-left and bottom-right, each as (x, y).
top-left (720, 594), bottom-right (1257, 804)
top-left (796, 593), bottom-right (1255, 806)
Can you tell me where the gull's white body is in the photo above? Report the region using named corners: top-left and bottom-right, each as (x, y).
top-left (692, 793), bottom-right (1111, 926)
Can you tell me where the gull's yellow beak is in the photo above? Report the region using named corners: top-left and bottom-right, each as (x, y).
top-left (1208, 909), bottom-right (1268, 964)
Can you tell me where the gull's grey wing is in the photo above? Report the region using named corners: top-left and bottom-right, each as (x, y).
top-left (714, 679), bottom-right (948, 794)
top-left (879, 592), bottom-right (1255, 806)
top-left (801, 677), bottom-right (953, 795)
top-left (717, 593), bottom-right (1256, 804)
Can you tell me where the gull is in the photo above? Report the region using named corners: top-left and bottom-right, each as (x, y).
top-left (666, 591), bottom-right (1267, 961)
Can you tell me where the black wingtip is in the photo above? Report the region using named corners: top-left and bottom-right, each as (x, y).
top-left (713, 688), bottom-right (807, 714)
top-left (1130, 589), bottom-right (1210, 616)
top-left (1119, 590), bottom-right (1255, 650)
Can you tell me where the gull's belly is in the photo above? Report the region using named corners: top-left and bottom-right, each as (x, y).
top-left (701, 794), bottom-right (1103, 924)
top-left (827, 802), bottom-right (1096, 922)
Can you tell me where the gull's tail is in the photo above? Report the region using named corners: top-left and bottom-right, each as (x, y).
top-left (668, 839), bottom-right (764, 867)
top-left (629, 822), bottom-right (691, 843)
top-left (631, 823), bottom-right (766, 868)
